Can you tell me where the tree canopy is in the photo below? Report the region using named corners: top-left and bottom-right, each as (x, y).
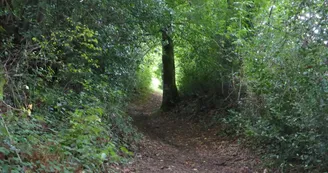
top-left (1, 0), bottom-right (327, 172)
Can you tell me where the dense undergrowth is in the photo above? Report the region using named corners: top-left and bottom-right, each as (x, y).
top-left (0, 0), bottom-right (158, 172)
top-left (175, 1), bottom-right (328, 172)
top-left (1, 0), bottom-right (328, 172)
top-left (233, 1), bottom-right (328, 171)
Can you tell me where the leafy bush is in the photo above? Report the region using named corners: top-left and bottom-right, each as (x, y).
top-left (225, 1), bottom-right (328, 171)
top-left (175, 0), bottom-right (257, 98)
top-left (0, 0), bottom-right (159, 171)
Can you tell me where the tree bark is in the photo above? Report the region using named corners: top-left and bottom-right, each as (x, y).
top-left (161, 28), bottom-right (179, 111)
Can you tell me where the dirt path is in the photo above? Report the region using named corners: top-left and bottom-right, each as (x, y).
top-left (124, 93), bottom-right (262, 173)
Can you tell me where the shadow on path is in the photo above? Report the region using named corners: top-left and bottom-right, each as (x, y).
top-left (124, 92), bottom-right (262, 173)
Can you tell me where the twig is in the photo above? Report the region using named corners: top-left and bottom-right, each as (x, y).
top-left (0, 114), bottom-right (23, 164)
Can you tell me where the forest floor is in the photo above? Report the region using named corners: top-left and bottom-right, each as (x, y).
top-left (121, 92), bottom-right (264, 173)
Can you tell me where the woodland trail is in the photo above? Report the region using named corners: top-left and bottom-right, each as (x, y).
top-left (123, 93), bottom-right (261, 173)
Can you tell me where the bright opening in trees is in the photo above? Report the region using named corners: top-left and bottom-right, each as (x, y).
top-left (1, 0), bottom-right (327, 172)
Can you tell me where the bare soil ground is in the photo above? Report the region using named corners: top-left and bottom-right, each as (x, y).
top-left (122, 92), bottom-right (264, 173)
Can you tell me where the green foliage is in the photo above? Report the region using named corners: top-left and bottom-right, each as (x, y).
top-left (2, 0), bottom-right (327, 172)
top-left (135, 64), bottom-right (153, 95)
top-left (0, 0), bottom-right (162, 171)
top-left (175, 0), bottom-right (261, 96)
top-left (225, 0), bottom-right (328, 171)
top-left (135, 48), bottom-right (163, 95)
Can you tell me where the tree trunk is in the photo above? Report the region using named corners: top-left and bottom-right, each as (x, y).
top-left (0, 65), bottom-right (5, 101)
top-left (161, 28), bottom-right (179, 111)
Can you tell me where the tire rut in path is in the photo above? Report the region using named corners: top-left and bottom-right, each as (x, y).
top-left (125, 93), bottom-right (261, 173)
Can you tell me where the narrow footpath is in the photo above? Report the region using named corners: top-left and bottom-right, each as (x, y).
top-left (124, 93), bottom-right (262, 173)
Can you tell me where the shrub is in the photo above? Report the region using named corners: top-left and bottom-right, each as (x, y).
top-left (226, 1), bottom-right (328, 171)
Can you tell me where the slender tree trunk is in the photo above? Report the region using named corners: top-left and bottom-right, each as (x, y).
top-left (0, 65), bottom-right (5, 101)
top-left (161, 28), bottom-right (179, 111)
